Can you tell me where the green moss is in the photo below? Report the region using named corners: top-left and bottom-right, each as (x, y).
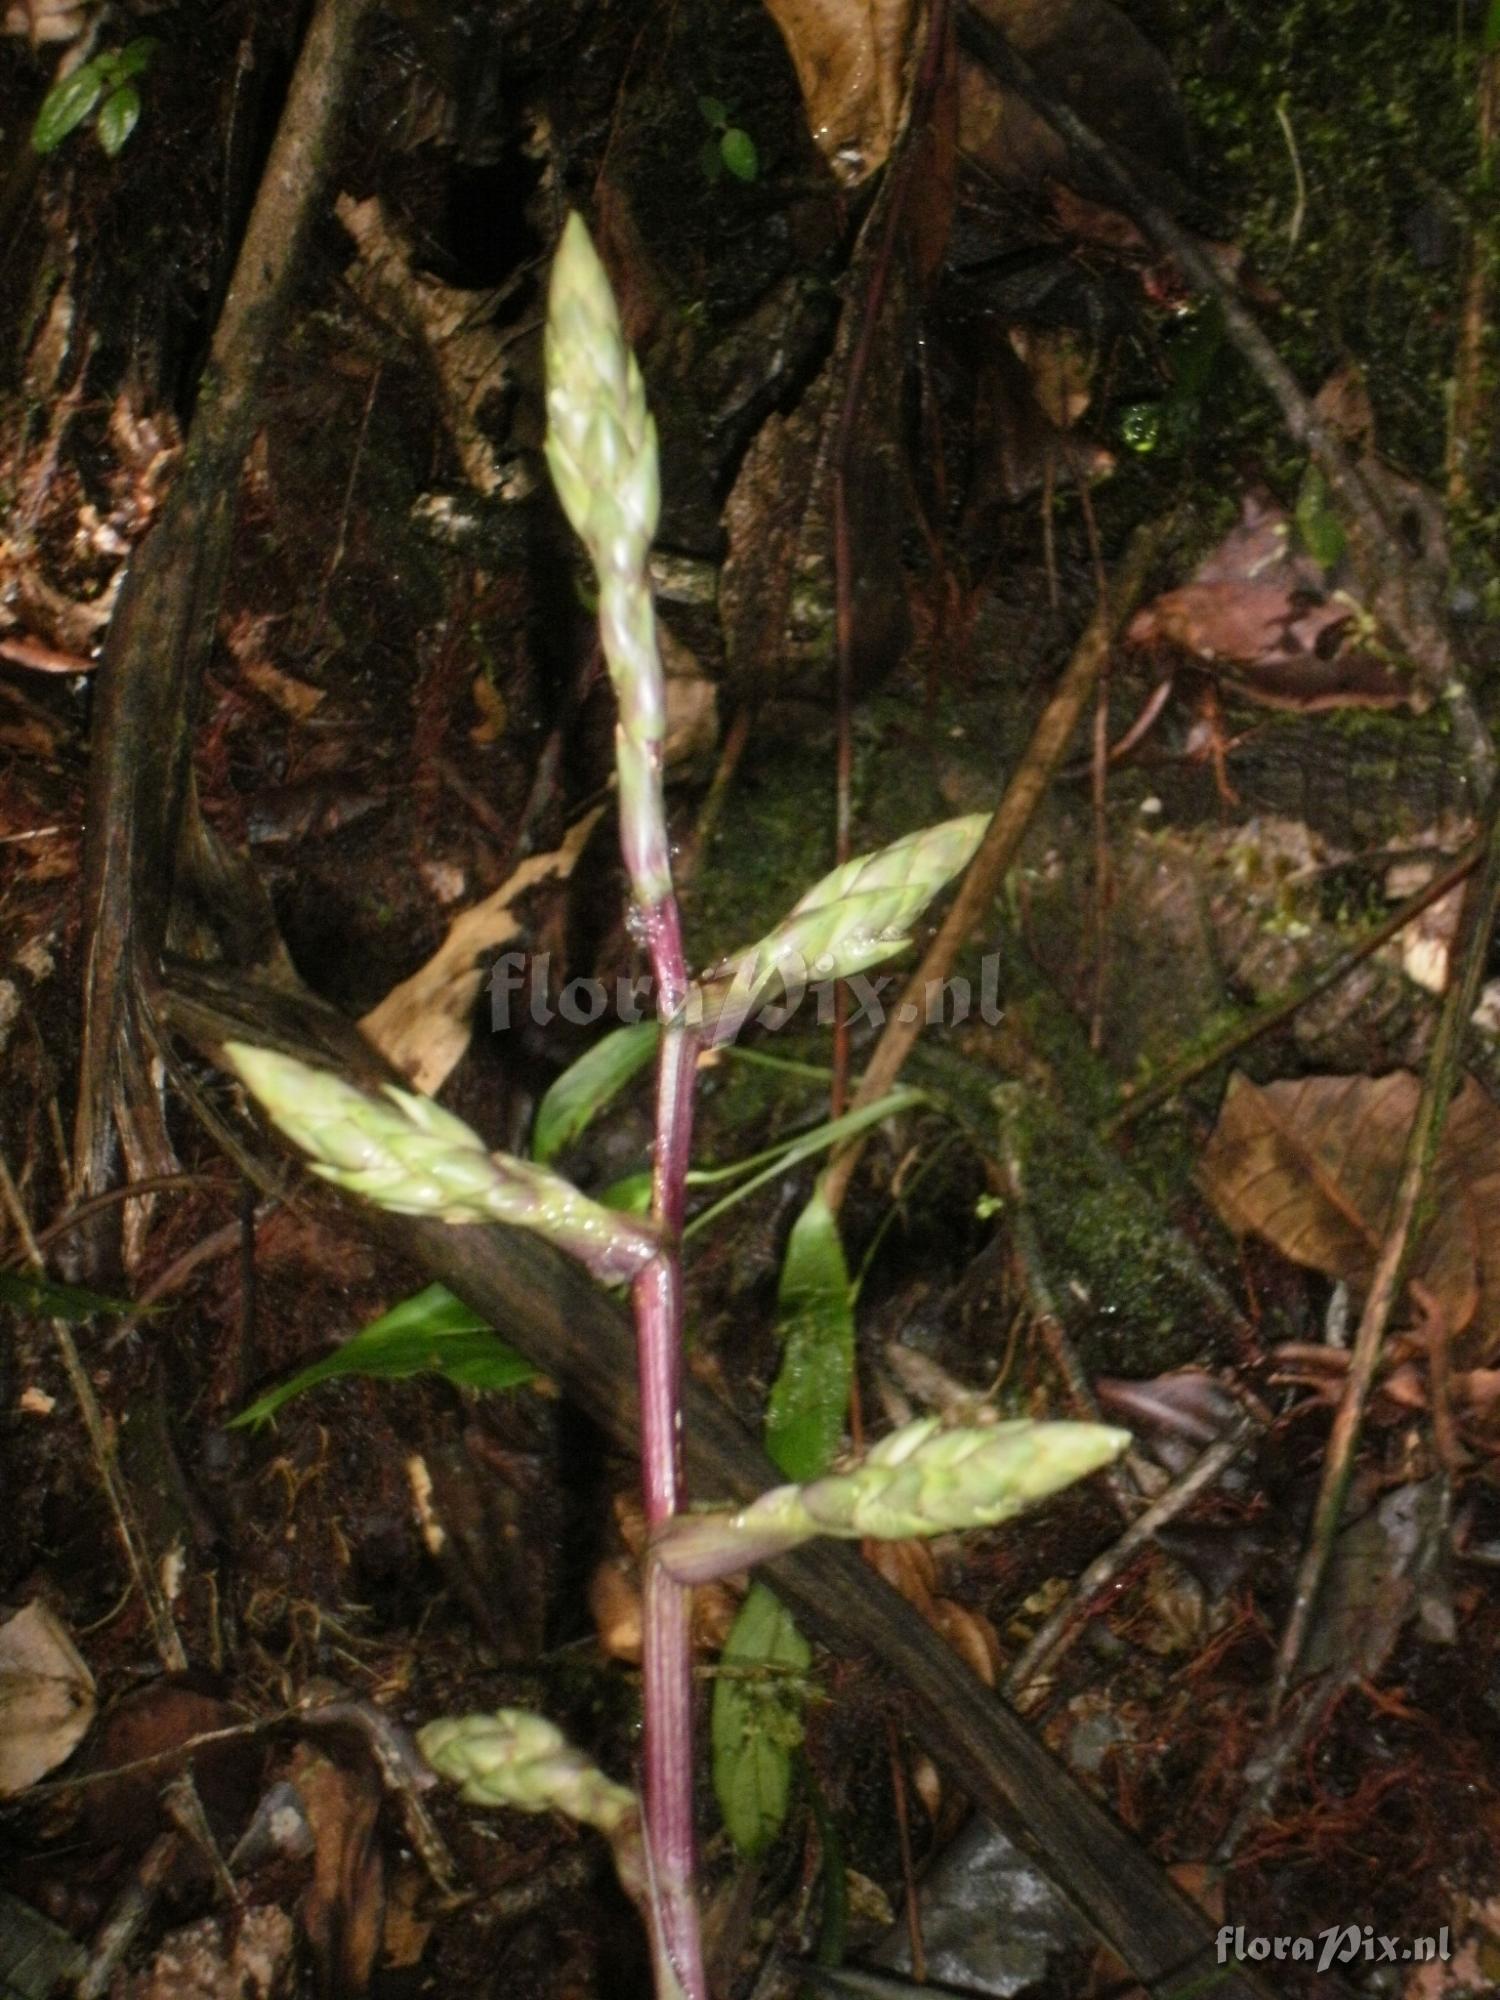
top-left (1168, 0), bottom-right (1478, 480)
top-left (996, 1083), bottom-right (1243, 1374)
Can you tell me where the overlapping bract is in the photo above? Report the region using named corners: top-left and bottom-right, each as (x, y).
top-left (419, 1709), bottom-right (651, 1918)
top-left (545, 212), bottom-right (671, 908)
top-left (225, 1043), bottom-right (658, 1285)
top-left (419, 1709), bottom-right (636, 1831)
top-left (694, 813), bottom-right (989, 1044)
top-left (655, 1415), bottom-right (1131, 1583)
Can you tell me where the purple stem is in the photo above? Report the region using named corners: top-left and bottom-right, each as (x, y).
top-left (632, 892), bottom-right (706, 2000)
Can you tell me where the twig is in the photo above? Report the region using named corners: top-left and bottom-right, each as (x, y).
top-left (1005, 1422), bottom-right (1254, 1703)
top-left (885, 1713), bottom-right (926, 1983)
top-left (1446, 41), bottom-right (1498, 507)
top-left (829, 0), bottom-right (953, 1116)
top-left (676, 702), bottom-right (752, 886)
top-left (1268, 781), bottom-right (1500, 1713)
top-left (821, 514), bottom-right (1172, 1215)
top-left (1273, 96), bottom-right (1306, 248)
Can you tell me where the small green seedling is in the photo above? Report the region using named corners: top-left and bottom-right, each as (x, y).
top-left (697, 94), bottom-right (759, 184)
top-left (32, 38), bottom-right (158, 158)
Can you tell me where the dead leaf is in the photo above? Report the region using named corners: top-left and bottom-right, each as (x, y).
top-left (865, 1538), bottom-right (1000, 1685)
top-left (380, 1863), bottom-right (433, 1971)
top-left (1302, 1477), bottom-right (1452, 1681)
top-left (360, 807), bottom-right (602, 1094)
top-left (606, 1493), bottom-right (738, 1657)
top-left (960, 0), bottom-right (1190, 197)
top-left (3, 0), bottom-right (89, 44)
top-left (1126, 486), bottom-right (1417, 711)
top-left (0, 1600), bottom-right (95, 1795)
top-left (294, 1747), bottom-right (386, 2000)
top-left (82, 1683), bottom-right (256, 1847)
top-left (719, 399), bottom-right (825, 699)
top-left (659, 621), bottom-right (718, 770)
top-left (224, 615), bottom-right (325, 721)
top-left (759, 0), bottom-right (917, 184)
top-left (1199, 1071), bottom-right (1500, 1363)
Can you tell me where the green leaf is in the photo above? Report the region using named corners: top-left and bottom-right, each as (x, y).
top-left (597, 1171), bottom-right (654, 1215)
top-left (32, 60), bottom-right (107, 154)
top-left (684, 1087), bottom-right (924, 1239)
top-left (231, 1283), bottom-right (535, 1427)
top-left (532, 1023), bottom-right (659, 1164)
top-left (103, 38), bottom-right (160, 84)
top-left (96, 85), bottom-right (141, 158)
top-left (1485, 0), bottom-right (1500, 52)
top-left (719, 127), bottom-right (759, 182)
top-left (0, 1269), bottom-right (139, 1319)
top-left (697, 94), bottom-right (729, 128)
top-left (712, 1582), bottom-right (811, 1857)
top-left (766, 1188), bottom-right (853, 1481)
top-left (1293, 460), bottom-right (1346, 569)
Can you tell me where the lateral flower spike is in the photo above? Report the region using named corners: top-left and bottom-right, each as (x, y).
top-left (544, 211), bottom-right (671, 908)
top-left (419, 1709), bottom-right (649, 1906)
top-left (654, 1417), bottom-right (1131, 1585)
top-left (224, 1043), bottom-right (658, 1286)
top-left (693, 812), bottom-right (989, 1045)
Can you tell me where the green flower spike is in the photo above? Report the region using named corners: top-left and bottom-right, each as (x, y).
top-left (545, 212), bottom-right (670, 909)
top-left (693, 812), bottom-right (989, 1045)
top-left (419, 1709), bottom-right (647, 1905)
top-left (654, 1416), bottom-right (1131, 1584)
top-left (225, 1043), bottom-right (658, 1286)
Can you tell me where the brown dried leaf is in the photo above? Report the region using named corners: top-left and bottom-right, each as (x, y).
top-left (1199, 1071), bottom-right (1500, 1361)
top-left (294, 1747), bottom-right (386, 2000)
top-left (0, 1601), bottom-right (95, 1795)
top-left (1125, 487), bottom-right (1418, 711)
top-left (360, 807), bottom-right (603, 1093)
top-left (760, 0), bottom-right (916, 185)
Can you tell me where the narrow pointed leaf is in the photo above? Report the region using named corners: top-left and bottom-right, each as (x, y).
top-left (766, 1188), bottom-right (853, 1481)
top-left (96, 84), bottom-right (141, 157)
top-left (711, 1582), bottom-right (811, 1857)
top-left (32, 62), bottom-right (106, 152)
top-left (231, 1283), bottom-right (535, 1427)
top-left (532, 1023), bottom-right (659, 1164)
top-left (0, 1270), bottom-right (140, 1320)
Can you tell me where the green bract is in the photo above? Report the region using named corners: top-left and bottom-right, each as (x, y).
top-left (694, 813), bottom-right (988, 1044)
top-left (655, 1416), bottom-right (1131, 1584)
top-left (419, 1709), bottom-right (636, 1832)
top-left (544, 213), bottom-right (672, 908)
top-left (224, 1043), bottom-right (658, 1285)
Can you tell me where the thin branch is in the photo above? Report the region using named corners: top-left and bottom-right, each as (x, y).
top-left (0, 1148), bottom-right (185, 1672)
top-left (1106, 836), bottom-right (1484, 1134)
top-left (1269, 780), bottom-right (1500, 1713)
top-left (822, 513), bottom-right (1172, 1215)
